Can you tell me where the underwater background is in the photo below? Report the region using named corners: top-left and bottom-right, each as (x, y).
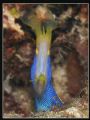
top-left (3, 3), bottom-right (89, 118)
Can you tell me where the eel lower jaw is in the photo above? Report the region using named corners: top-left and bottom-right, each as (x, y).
top-left (34, 78), bottom-right (47, 97)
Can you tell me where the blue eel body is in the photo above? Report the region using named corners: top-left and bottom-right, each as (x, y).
top-left (30, 55), bottom-right (63, 112)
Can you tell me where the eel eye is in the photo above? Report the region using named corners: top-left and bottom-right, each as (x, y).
top-left (36, 48), bottom-right (38, 55)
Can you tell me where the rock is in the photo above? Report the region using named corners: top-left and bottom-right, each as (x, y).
top-left (65, 107), bottom-right (83, 118)
top-left (66, 51), bottom-right (85, 97)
